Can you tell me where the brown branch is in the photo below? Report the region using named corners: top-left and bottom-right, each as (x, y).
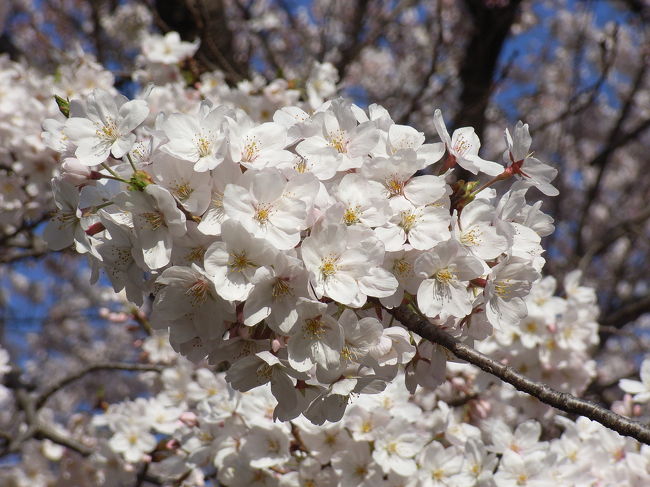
top-left (397, 0), bottom-right (445, 125)
top-left (578, 206), bottom-right (650, 272)
top-left (533, 24), bottom-right (618, 132)
top-left (8, 381), bottom-right (93, 457)
top-left (36, 362), bottom-right (164, 409)
top-left (453, 0), bottom-right (523, 138)
top-left (576, 54), bottom-right (650, 254)
top-left (387, 303), bottom-right (650, 445)
top-left (600, 293), bottom-right (650, 330)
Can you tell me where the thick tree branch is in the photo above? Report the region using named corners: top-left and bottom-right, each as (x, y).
top-left (387, 303), bottom-right (650, 445)
top-left (453, 0), bottom-right (523, 138)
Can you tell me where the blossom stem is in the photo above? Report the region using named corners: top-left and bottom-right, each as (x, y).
top-left (469, 172), bottom-right (511, 198)
top-left (98, 173), bottom-right (128, 183)
top-left (101, 162), bottom-right (122, 179)
top-left (126, 153), bottom-right (138, 173)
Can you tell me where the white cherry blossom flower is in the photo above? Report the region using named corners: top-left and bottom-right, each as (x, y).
top-left (141, 31), bottom-right (199, 64)
top-left (114, 183), bottom-right (187, 270)
top-left (454, 199), bottom-right (509, 261)
top-left (203, 220), bottom-right (277, 301)
top-left (504, 121), bottom-right (559, 196)
top-left (151, 153), bottom-right (211, 215)
top-left (108, 424), bottom-right (157, 464)
top-left (433, 108), bottom-right (503, 176)
top-left (65, 89), bottom-right (149, 166)
top-left (332, 441), bottom-right (382, 487)
top-left (375, 196), bottom-right (451, 251)
top-left (160, 102), bottom-right (230, 172)
top-left (226, 110), bottom-right (294, 169)
top-left (372, 419), bottom-right (427, 476)
top-left (286, 299), bottom-right (343, 373)
top-left (415, 240), bottom-right (484, 318)
top-left (620, 358), bottom-right (650, 403)
top-left (484, 257), bottom-right (540, 330)
top-left (296, 98), bottom-right (379, 171)
top-left (223, 169), bottom-right (317, 250)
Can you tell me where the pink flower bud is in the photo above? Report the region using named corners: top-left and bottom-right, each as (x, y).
top-left (61, 158), bottom-right (94, 186)
top-left (180, 412), bottom-right (198, 427)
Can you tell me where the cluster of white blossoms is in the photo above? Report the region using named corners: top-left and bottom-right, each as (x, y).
top-left (9, 314), bottom-right (643, 487)
top-left (43, 60), bottom-right (565, 423)
top-left (0, 50), bottom-right (117, 243)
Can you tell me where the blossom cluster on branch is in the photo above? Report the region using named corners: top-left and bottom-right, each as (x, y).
top-left (0, 16), bottom-right (644, 485)
top-left (43, 49), bottom-right (564, 424)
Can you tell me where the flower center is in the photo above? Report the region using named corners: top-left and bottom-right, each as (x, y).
top-left (392, 257), bottom-right (412, 277)
top-left (185, 246), bottom-right (206, 263)
top-left (254, 203), bottom-right (274, 225)
top-left (328, 129), bottom-right (348, 154)
top-left (343, 205), bottom-right (361, 225)
top-left (399, 210), bottom-right (418, 232)
top-left (172, 182), bottom-right (194, 201)
top-left (242, 136), bottom-right (260, 162)
top-left (272, 278), bottom-right (293, 299)
top-left (294, 158), bottom-right (308, 173)
top-left (195, 134), bottom-right (212, 158)
top-left (386, 176), bottom-right (405, 197)
top-left (460, 227), bottom-right (481, 246)
top-left (229, 251), bottom-right (255, 272)
top-left (453, 134), bottom-right (471, 156)
top-left (186, 279), bottom-right (210, 305)
top-left (435, 268), bottom-right (456, 284)
top-left (96, 118), bottom-right (118, 142)
top-left (303, 316), bottom-right (326, 339)
top-left (319, 255), bottom-right (339, 279)
top-left (494, 279), bottom-right (511, 298)
top-left (142, 211), bottom-right (164, 230)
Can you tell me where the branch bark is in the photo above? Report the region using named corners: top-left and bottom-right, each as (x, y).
top-left (387, 303), bottom-right (650, 445)
top-left (453, 0), bottom-right (523, 138)
top-left (36, 362), bottom-right (164, 409)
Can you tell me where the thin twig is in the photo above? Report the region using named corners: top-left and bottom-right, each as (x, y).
top-left (36, 362), bottom-right (164, 409)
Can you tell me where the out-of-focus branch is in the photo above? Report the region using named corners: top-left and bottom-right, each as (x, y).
top-left (335, 0), bottom-right (415, 80)
top-left (334, 0), bottom-right (370, 78)
top-left (574, 45), bottom-right (649, 249)
top-left (600, 294), bottom-right (650, 330)
top-left (579, 206), bottom-right (650, 272)
top-left (386, 302), bottom-right (650, 445)
top-left (232, 0), bottom-right (284, 78)
top-left (36, 362), bottom-right (164, 409)
top-left (533, 25), bottom-right (618, 132)
top-left (4, 373), bottom-right (93, 457)
top-left (397, 0), bottom-right (444, 125)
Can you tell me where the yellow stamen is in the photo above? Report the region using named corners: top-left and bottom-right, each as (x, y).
top-left (320, 255), bottom-right (339, 279)
top-left (142, 211), bottom-right (164, 230)
top-left (185, 279), bottom-right (210, 305)
top-left (386, 176), bottom-right (405, 197)
top-left (229, 251), bottom-right (255, 272)
top-left (254, 203), bottom-right (273, 225)
top-left (303, 317), bottom-right (326, 339)
top-left (399, 210), bottom-right (418, 232)
top-left (242, 137), bottom-right (260, 162)
top-left (343, 206), bottom-right (361, 225)
top-left (435, 268), bottom-right (456, 284)
top-left (328, 129), bottom-right (348, 153)
top-left (272, 278), bottom-right (293, 299)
